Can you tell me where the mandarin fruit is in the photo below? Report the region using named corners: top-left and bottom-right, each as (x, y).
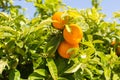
top-left (63, 24), bottom-right (83, 45)
top-left (58, 41), bottom-right (79, 59)
top-left (52, 12), bottom-right (68, 30)
top-left (111, 38), bottom-right (116, 46)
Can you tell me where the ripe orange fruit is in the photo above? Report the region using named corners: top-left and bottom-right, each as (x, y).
top-left (111, 40), bottom-right (116, 46)
top-left (63, 24), bottom-right (83, 45)
top-left (52, 12), bottom-right (68, 30)
top-left (58, 41), bottom-right (79, 59)
top-left (111, 38), bottom-right (116, 46)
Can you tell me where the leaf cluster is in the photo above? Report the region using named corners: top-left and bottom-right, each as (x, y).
top-left (0, 0), bottom-right (120, 80)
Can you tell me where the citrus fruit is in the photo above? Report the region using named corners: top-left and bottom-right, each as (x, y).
top-left (63, 24), bottom-right (83, 45)
top-left (52, 12), bottom-right (68, 30)
top-left (111, 38), bottom-right (116, 46)
top-left (58, 41), bottom-right (79, 59)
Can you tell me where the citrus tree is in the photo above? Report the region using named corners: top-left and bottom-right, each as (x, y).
top-left (0, 0), bottom-right (120, 80)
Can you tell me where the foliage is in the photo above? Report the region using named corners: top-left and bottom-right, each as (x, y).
top-left (0, 0), bottom-right (120, 80)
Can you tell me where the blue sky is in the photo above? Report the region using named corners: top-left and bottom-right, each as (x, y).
top-left (14, 0), bottom-right (120, 20)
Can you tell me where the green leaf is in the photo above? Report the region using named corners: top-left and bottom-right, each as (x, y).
top-left (34, 69), bottom-right (48, 77)
top-left (104, 67), bottom-right (111, 80)
top-left (81, 42), bottom-right (94, 48)
top-left (99, 22), bottom-right (108, 30)
top-left (74, 69), bottom-right (83, 80)
top-left (33, 57), bottom-right (43, 69)
top-left (28, 72), bottom-right (45, 80)
top-left (92, 0), bottom-right (102, 9)
top-left (113, 11), bottom-right (120, 18)
top-left (8, 69), bottom-right (20, 80)
top-left (93, 40), bottom-right (104, 44)
top-left (5, 38), bottom-right (15, 51)
top-left (112, 73), bottom-right (120, 80)
top-left (55, 57), bottom-right (69, 74)
top-left (44, 35), bottom-right (62, 57)
top-left (87, 35), bottom-right (93, 41)
top-left (28, 69), bottom-right (48, 80)
top-left (15, 46), bottom-right (25, 56)
top-left (65, 63), bottom-right (81, 73)
top-left (0, 32), bottom-right (13, 39)
top-left (15, 41), bottom-right (24, 48)
top-left (46, 58), bottom-right (58, 80)
top-left (0, 59), bottom-right (8, 74)
top-left (33, 18), bottom-right (52, 32)
top-left (58, 77), bottom-right (69, 80)
top-left (31, 17), bottom-right (41, 24)
top-left (0, 12), bottom-right (10, 19)
top-left (83, 48), bottom-right (95, 56)
top-left (84, 68), bottom-right (93, 79)
top-left (0, 26), bottom-right (17, 35)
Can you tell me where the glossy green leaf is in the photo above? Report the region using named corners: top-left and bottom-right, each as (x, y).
top-left (0, 26), bottom-right (17, 35)
top-left (0, 12), bottom-right (10, 19)
top-left (81, 42), bottom-right (94, 48)
top-left (28, 72), bottom-right (45, 80)
top-left (34, 69), bottom-right (48, 77)
top-left (0, 0), bottom-right (120, 80)
top-left (28, 69), bottom-right (48, 80)
top-left (8, 69), bottom-right (20, 80)
top-left (104, 67), bottom-right (111, 80)
top-left (46, 58), bottom-right (58, 80)
top-left (93, 40), bottom-right (104, 43)
top-left (44, 35), bottom-right (62, 57)
top-left (33, 18), bottom-right (52, 32)
top-left (65, 63), bottom-right (81, 73)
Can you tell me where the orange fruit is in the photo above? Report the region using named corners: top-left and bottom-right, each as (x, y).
top-left (111, 38), bottom-right (116, 46)
top-left (52, 12), bottom-right (68, 30)
top-left (58, 41), bottom-right (79, 59)
top-left (63, 24), bottom-right (83, 45)
top-left (111, 40), bottom-right (116, 46)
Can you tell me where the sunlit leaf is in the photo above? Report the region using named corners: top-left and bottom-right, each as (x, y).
top-left (113, 11), bottom-right (120, 18)
top-left (85, 68), bottom-right (93, 79)
top-left (93, 40), bottom-right (104, 43)
top-left (68, 9), bottom-right (81, 18)
top-left (0, 26), bottom-right (17, 35)
top-left (34, 69), bottom-right (48, 77)
top-left (104, 67), bottom-right (111, 80)
top-left (33, 18), bottom-right (52, 32)
top-left (0, 12), bottom-right (10, 19)
top-left (28, 72), bottom-right (45, 80)
top-left (15, 41), bottom-right (24, 48)
top-left (112, 73), bottom-right (120, 80)
top-left (46, 58), bottom-right (58, 80)
top-left (81, 42), bottom-right (94, 48)
top-left (0, 59), bottom-right (8, 74)
top-left (8, 69), bottom-right (20, 80)
top-left (65, 63), bottom-right (81, 73)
